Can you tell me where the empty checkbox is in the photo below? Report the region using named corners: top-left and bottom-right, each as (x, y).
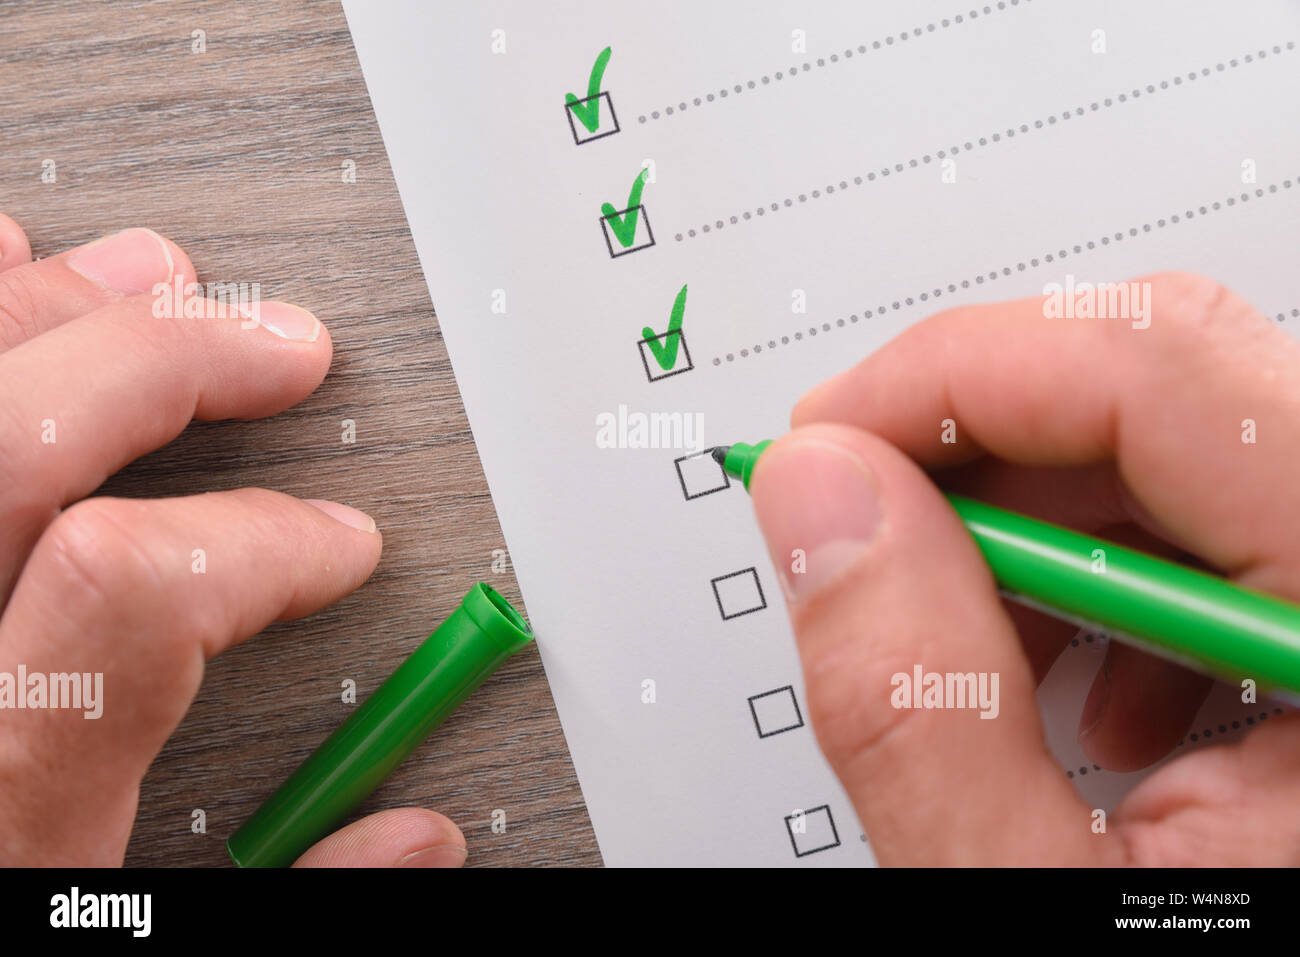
top-left (711, 567), bottom-right (767, 620)
top-left (748, 686), bottom-right (804, 738)
top-left (675, 448), bottom-right (729, 500)
top-left (565, 91), bottom-right (620, 145)
top-left (785, 804), bottom-right (841, 858)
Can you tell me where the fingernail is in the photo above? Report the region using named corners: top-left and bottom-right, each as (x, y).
top-left (1078, 661), bottom-right (1111, 739)
top-left (245, 302), bottom-right (321, 342)
top-left (751, 437), bottom-right (883, 603)
top-left (305, 499), bottom-right (377, 533)
top-left (398, 844), bottom-right (467, 868)
top-left (67, 228), bottom-right (175, 295)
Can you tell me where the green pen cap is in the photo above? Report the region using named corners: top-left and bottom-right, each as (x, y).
top-left (226, 582), bottom-right (533, 868)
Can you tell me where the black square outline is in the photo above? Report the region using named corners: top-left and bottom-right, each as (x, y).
top-left (748, 685), bottom-right (805, 738)
top-left (565, 91), bottom-right (620, 145)
top-left (710, 567), bottom-right (767, 621)
top-left (601, 204), bottom-right (655, 259)
top-left (674, 447), bottom-right (730, 501)
top-left (639, 327), bottom-right (694, 382)
top-left (785, 804), bottom-right (841, 858)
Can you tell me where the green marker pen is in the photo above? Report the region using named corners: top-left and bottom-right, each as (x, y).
top-left (227, 582), bottom-right (533, 868)
top-left (714, 441), bottom-right (1300, 700)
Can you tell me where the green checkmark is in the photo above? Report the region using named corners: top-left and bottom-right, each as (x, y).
top-left (565, 46), bottom-right (612, 133)
top-left (602, 169), bottom-right (649, 248)
top-left (643, 284), bottom-right (688, 370)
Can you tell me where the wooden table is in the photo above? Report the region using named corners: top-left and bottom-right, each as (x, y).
top-left (0, 0), bottom-right (601, 866)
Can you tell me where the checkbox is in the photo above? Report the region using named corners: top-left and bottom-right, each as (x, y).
top-left (675, 448), bottom-right (729, 501)
top-left (565, 91), bottom-right (620, 145)
top-left (600, 205), bottom-right (655, 258)
top-left (639, 328), bottom-right (693, 381)
top-left (748, 685), bottom-right (804, 738)
top-left (785, 804), bottom-right (841, 858)
top-left (711, 567), bottom-right (767, 621)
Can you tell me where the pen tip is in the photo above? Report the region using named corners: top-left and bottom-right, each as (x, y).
top-left (711, 446), bottom-right (729, 465)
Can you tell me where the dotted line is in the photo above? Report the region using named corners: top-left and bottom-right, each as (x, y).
top-left (636, 1), bottom-right (1030, 125)
top-left (679, 41), bottom-right (1296, 245)
top-left (1274, 306), bottom-right (1299, 323)
top-left (1178, 708), bottom-right (1287, 747)
top-left (711, 175), bottom-right (1298, 366)
top-left (1067, 707), bottom-right (1288, 778)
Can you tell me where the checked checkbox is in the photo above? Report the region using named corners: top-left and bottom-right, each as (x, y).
top-left (711, 567), bottom-right (767, 621)
top-left (639, 328), bottom-right (692, 381)
top-left (564, 47), bottom-right (619, 145)
top-left (601, 168), bottom-right (654, 258)
top-left (566, 91), bottom-right (620, 145)
top-left (639, 283), bottom-right (691, 380)
top-left (601, 203), bottom-right (655, 258)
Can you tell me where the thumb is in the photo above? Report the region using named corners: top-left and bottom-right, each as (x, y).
top-left (750, 424), bottom-right (1112, 865)
top-left (291, 808), bottom-right (467, 868)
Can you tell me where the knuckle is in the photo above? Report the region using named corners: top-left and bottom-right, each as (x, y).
top-left (0, 269), bottom-right (49, 349)
top-left (219, 487), bottom-right (299, 539)
top-left (1140, 272), bottom-right (1281, 376)
top-left (1152, 271), bottom-right (1225, 325)
top-left (28, 499), bottom-right (207, 728)
top-left (1149, 271), bottom-right (1258, 335)
top-left (228, 486), bottom-right (292, 514)
top-left (34, 498), bottom-right (165, 619)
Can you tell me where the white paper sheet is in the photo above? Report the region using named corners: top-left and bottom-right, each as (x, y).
top-left (343, 0), bottom-right (1300, 865)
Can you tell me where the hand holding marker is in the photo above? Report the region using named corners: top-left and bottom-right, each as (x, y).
top-left (716, 441), bottom-right (1300, 699)
top-left (705, 275), bottom-right (1300, 865)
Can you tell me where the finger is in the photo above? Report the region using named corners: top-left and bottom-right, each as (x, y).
top-left (1115, 712), bottom-right (1300, 865)
top-left (750, 423), bottom-right (1114, 864)
top-left (0, 489), bottom-right (381, 865)
top-left (0, 227), bottom-right (194, 353)
top-left (0, 214), bottom-right (33, 274)
top-left (0, 294), bottom-right (329, 601)
top-left (793, 272), bottom-right (1300, 592)
top-left (292, 808), bottom-right (467, 868)
top-left (1078, 642), bottom-right (1213, 772)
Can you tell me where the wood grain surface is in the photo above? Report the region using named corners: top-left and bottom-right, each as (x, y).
top-left (0, 0), bottom-right (601, 866)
